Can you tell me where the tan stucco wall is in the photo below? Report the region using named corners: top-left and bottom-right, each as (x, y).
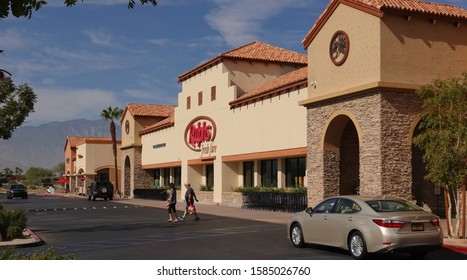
top-left (380, 13), bottom-right (467, 85)
top-left (75, 143), bottom-right (121, 175)
top-left (303, 4), bottom-right (467, 106)
top-left (142, 61), bottom-right (308, 202)
top-left (306, 4), bottom-right (381, 99)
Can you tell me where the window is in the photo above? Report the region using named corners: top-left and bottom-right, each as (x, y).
top-left (243, 161), bottom-right (254, 187)
top-left (187, 96), bottom-right (191, 110)
top-left (336, 199), bottom-right (361, 214)
top-left (163, 168), bottom-right (170, 186)
top-left (211, 86), bottom-right (216, 101)
top-left (173, 167), bottom-right (181, 187)
top-left (285, 157), bottom-right (306, 187)
top-left (206, 164), bottom-right (214, 188)
top-left (198, 91), bottom-right (203, 106)
top-left (313, 198), bottom-right (339, 214)
top-left (153, 169), bottom-right (160, 187)
top-left (261, 159), bottom-right (277, 186)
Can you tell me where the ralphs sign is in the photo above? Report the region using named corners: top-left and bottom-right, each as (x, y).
top-left (185, 116), bottom-right (217, 151)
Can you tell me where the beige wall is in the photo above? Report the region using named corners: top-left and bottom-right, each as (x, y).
top-left (380, 13), bottom-right (467, 85)
top-left (306, 4), bottom-right (381, 99)
top-left (121, 114), bottom-right (138, 148)
top-left (304, 3), bottom-right (467, 105)
top-left (75, 142), bottom-right (121, 176)
top-left (142, 60), bottom-right (308, 202)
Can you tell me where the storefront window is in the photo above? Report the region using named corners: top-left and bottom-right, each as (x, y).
top-left (154, 169), bottom-right (160, 187)
top-left (243, 161), bottom-right (254, 187)
top-left (163, 168), bottom-right (170, 186)
top-left (206, 164), bottom-right (214, 188)
top-left (286, 157), bottom-right (306, 187)
top-left (173, 167), bottom-right (181, 187)
top-left (261, 159), bottom-right (277, 187)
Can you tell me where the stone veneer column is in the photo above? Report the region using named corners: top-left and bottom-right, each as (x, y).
top-left (121, 146), bottom-right (153, 198)
top-left (306, 90), bottom-right (421, 206)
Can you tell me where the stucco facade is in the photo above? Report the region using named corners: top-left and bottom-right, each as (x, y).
top-left (137, 42), bottom-right (309, 203)
top-left (300, 0), bottom-right (467, 210)
top-left (64, 136), bottom-right (121, 195)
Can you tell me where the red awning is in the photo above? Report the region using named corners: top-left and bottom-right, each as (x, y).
top-left (56, 178), bottom-right (69, 183)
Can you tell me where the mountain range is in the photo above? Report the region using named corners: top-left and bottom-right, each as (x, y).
top-left (0, 119), bottom-right (122, 171)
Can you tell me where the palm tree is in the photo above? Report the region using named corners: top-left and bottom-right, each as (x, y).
top-left (101, 106), bottom-right (124, 196)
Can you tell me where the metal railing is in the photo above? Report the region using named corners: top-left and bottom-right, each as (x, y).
top-left (241, 192), bottom-right (307, 213)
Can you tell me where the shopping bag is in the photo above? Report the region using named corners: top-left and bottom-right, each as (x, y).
top-left (188, 204), bottom-right (196, 215)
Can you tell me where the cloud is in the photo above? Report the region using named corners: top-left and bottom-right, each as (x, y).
top-left (147, 38), bottom-right (169, 47)
top-left (83, 29), bottom-right (113, 46)
top-left (25, 87), bottom-right (121, 125)
top-left (205, 0), bottom-right (311, 47)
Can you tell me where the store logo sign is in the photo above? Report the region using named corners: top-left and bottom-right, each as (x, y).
top-left (185, 116), bottom-right (217, 151)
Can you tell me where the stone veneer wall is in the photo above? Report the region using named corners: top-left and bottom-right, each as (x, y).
top-left (306, 90), bottom-right (423, 206)
top-left (121, 146), bottom-right (153, 198)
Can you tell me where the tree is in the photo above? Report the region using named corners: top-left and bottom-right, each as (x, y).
top-left (413, 72), bottom-right (467, 239)
top-left (0, 0), bottom-right (157, 19)
top-left (24, 167), bottom-right (53, 186)
top-left (0, 77), bottom-right (37, 140)
top-left (101, 106), bottom-right (123, 196)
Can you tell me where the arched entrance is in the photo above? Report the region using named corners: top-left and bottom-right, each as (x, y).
top-left (124, 156), bottom-right (131, 197)
top-left (322, 113), bottom-right (361, 196)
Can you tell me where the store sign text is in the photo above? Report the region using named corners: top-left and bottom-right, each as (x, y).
top-left (185, 116), bottom-right (217, 151)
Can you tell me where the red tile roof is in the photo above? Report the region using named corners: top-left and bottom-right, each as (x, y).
top-left (303, 0), bottom-right (467, 48)
top-left (178, 41), bottom-right (307, 83)
top-left (64, 136), bottom-right (119, 151)
top-left (139, 113), bottom-right (175, 135)
top-left (229, 67), bottom-right (308, 108)
top-left (125, 103), bottom-right (175, 118)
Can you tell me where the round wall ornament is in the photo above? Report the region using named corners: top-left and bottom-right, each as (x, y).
top-left (329, 30), bottom-right (350, 66)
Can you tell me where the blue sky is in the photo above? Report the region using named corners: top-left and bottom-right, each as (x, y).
top-left (1, 0), bottom-right (465, 126)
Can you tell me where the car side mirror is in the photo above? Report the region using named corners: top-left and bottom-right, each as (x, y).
top-left (306, 207), bottom-right (313, 216)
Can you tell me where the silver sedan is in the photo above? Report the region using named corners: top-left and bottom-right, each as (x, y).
top-left (287, 195), bottom-right (443, 259)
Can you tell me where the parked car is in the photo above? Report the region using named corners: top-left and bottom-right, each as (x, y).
top-left (287, 195), bottom-right (443, 259)
top-left (87, 181), bottom-right (114, 201)
top-left (6, 184), bottom-right (28, 199)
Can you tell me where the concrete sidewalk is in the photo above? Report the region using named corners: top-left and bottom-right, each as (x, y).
top-left (1, 193), bottom-right (466, 255)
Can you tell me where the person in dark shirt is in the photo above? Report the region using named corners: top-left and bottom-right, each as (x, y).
top-left (179, 182), bottom-right (200, 221)
top-left (167, 183), bottom-right (179, 223)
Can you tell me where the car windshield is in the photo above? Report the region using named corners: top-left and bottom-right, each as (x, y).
top-left (10, 185), bottom-right (25, 190)
top-left (366, 199), bottom-right (423, 212)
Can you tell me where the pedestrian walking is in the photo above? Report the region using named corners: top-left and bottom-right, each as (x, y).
top-left (167, 183), bottom-right (179, 223)
top-left (179, 183), bottom-right (200, 221)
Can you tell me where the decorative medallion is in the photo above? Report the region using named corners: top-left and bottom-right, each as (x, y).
top-left (184, 116), bottom-right (217, 151)
top-left (125, 120), bottom-right (130, 135)
top-left (329, 30), bottom-right (349, 66)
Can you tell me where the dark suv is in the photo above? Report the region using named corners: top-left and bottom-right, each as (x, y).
top-left (87, 181), bottom-right (114, 201)
top-left (7, 184), bottom-right (28, 199)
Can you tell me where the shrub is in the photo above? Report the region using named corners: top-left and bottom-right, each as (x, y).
top-left (199, 184), bottom-right (213, 191)
top-left (0, 247), bottom-right (74, 260)
top-left (0, 208), bottom-right (28, 241)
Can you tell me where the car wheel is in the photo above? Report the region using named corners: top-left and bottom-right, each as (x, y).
top-left (88, 195), bottom-right (91, 201)
top-left (348, 231), bottom-right (368, 260)
top-left (290, 223), bottom-right (305, 248)
top-left (109, 195), bottom-right (113, 201)
top-left (92, 195), bottom-right (96, 201)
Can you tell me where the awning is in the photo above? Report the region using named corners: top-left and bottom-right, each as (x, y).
top-left (56, 178), bottom-right (70, 183)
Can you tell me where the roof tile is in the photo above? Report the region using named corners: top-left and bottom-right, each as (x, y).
top-left (230, 67), bottom-right (308, 108)
top-left (178, 41), bottom-right (307, 82)
top-left (303, 0), bottom-right (467, 48)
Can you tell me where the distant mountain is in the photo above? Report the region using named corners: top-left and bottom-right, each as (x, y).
top-left (0, 119), bottom-right (122, 171)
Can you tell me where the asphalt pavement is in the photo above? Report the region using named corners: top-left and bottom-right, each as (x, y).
top-left (1, 192), bottom-right (466, 255)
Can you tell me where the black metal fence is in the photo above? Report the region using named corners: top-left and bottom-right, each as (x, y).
top-left (133, 188), bottom-right (168, 200)
top-left (241, 192), bottom-right (308, 213)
